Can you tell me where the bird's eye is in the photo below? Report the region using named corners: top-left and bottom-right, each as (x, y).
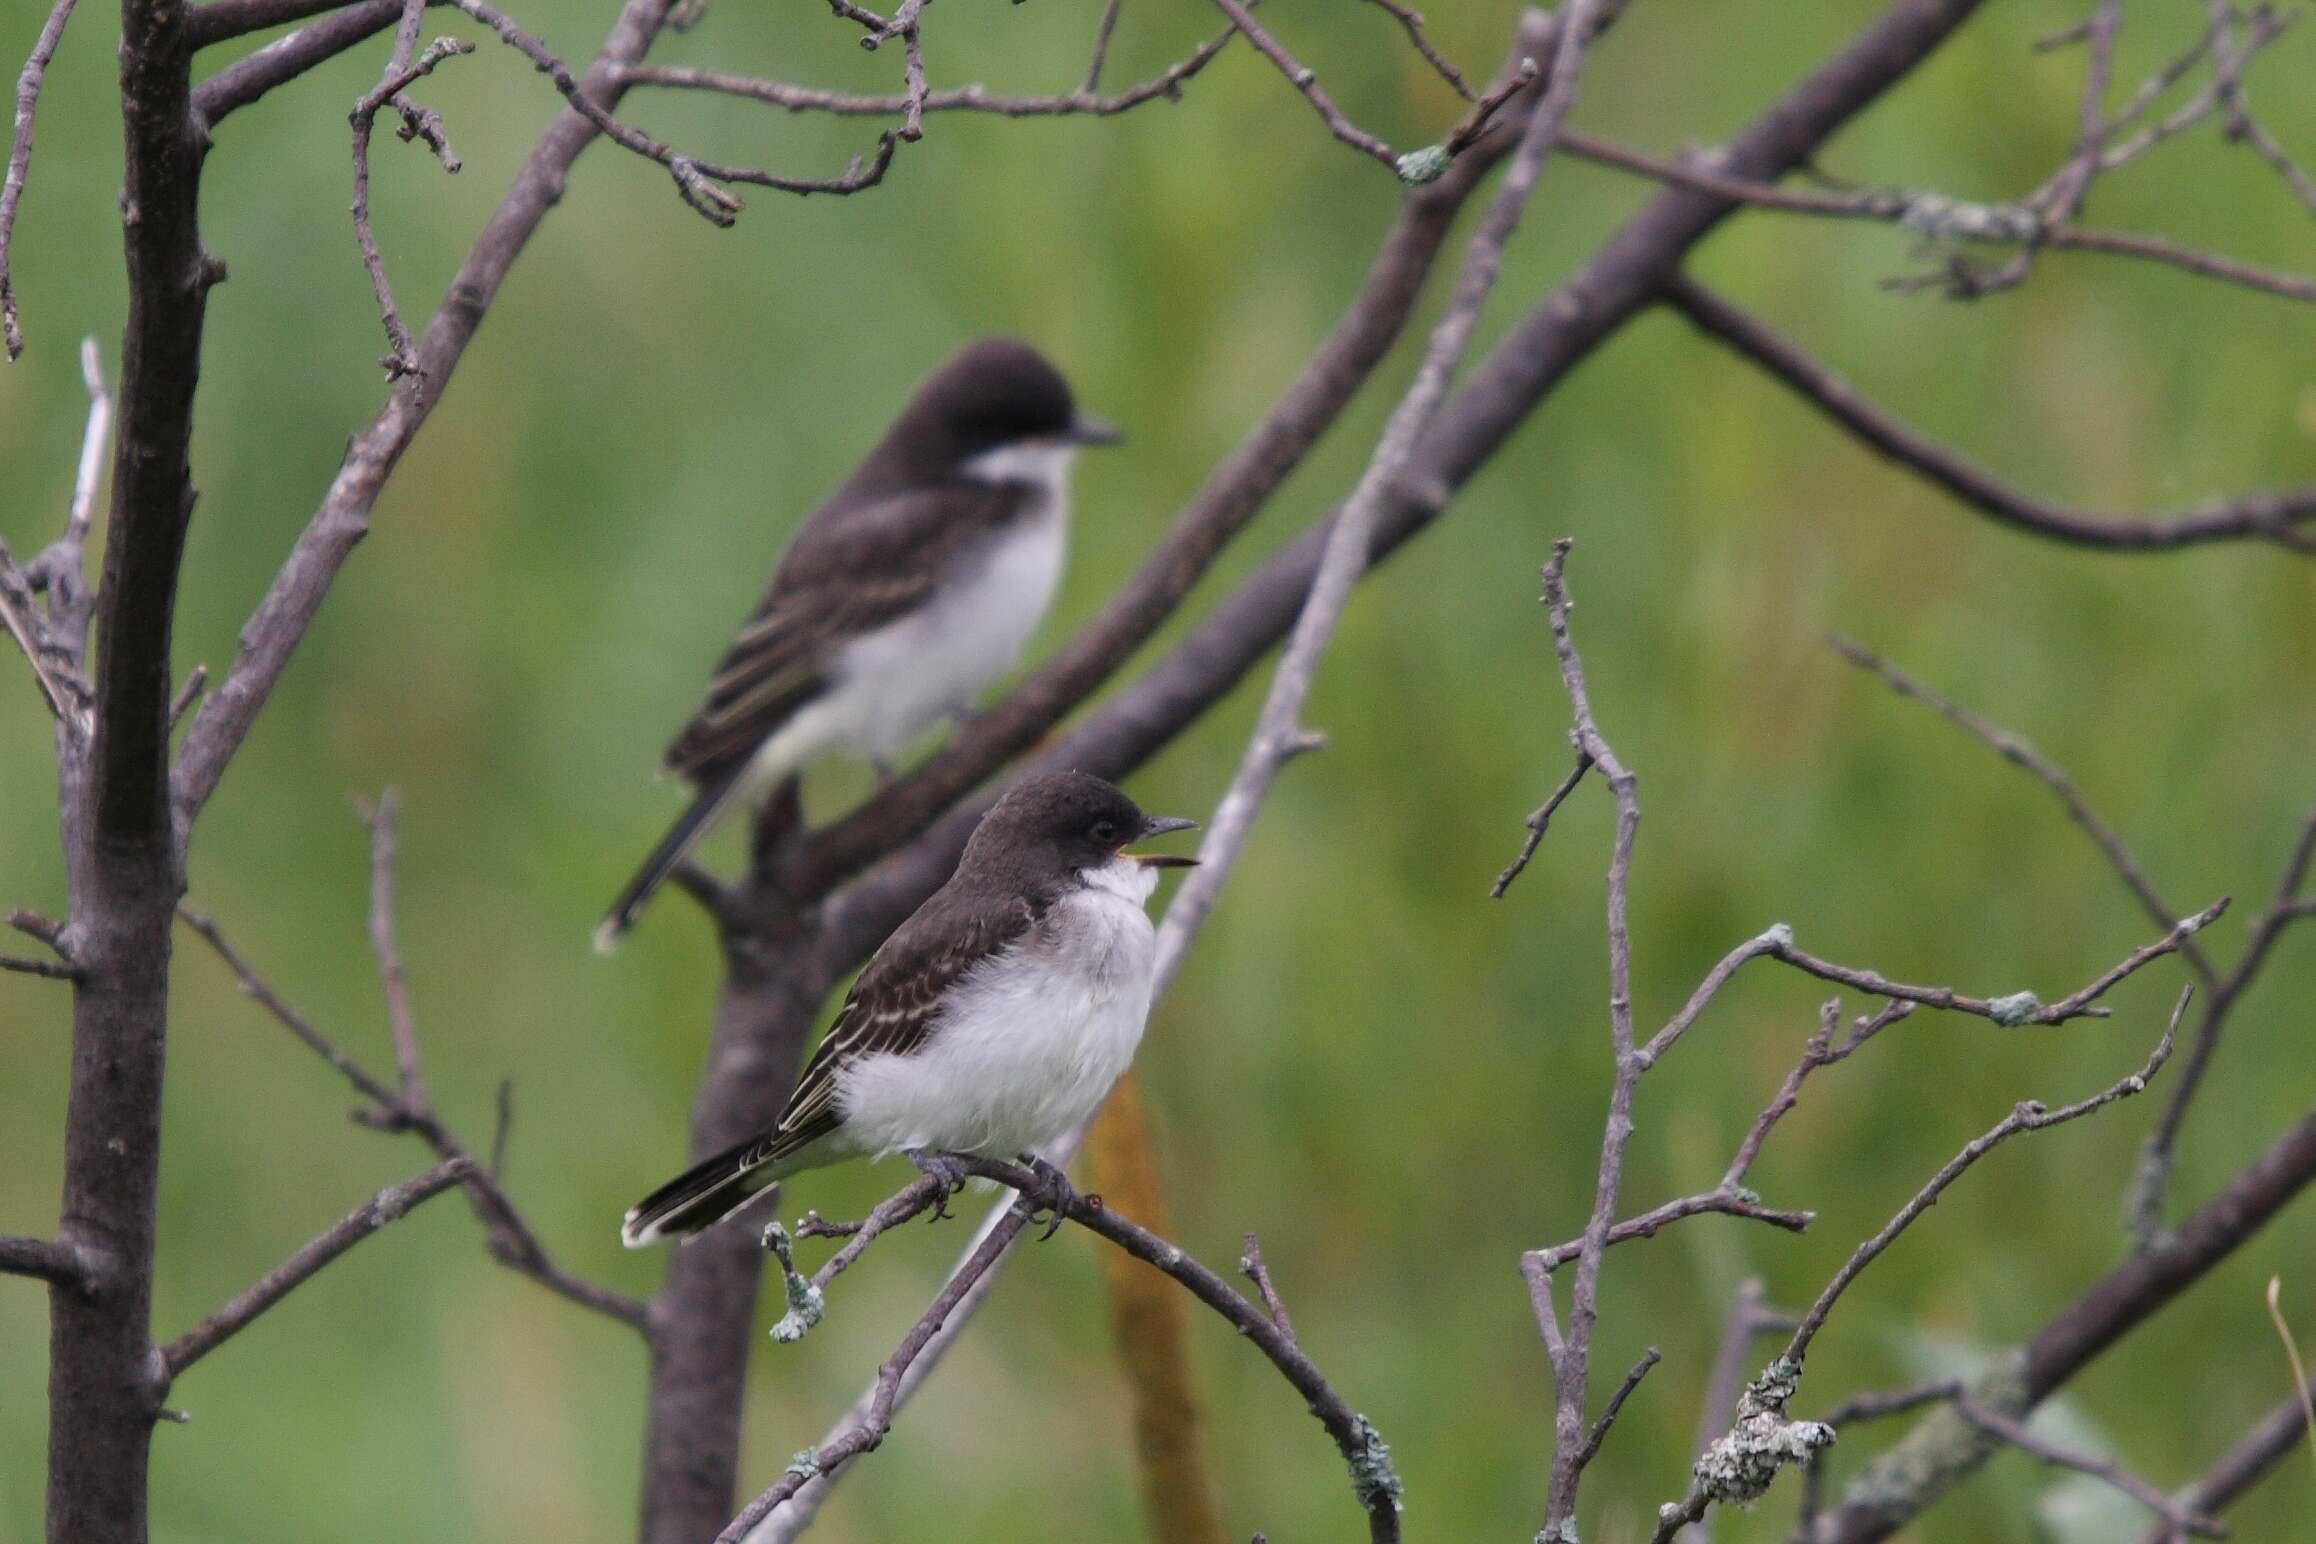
top-left (1090, 819), bottom-right (1120, 845)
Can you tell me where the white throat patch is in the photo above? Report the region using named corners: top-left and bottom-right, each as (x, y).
top-left (1083, 853), bottom-right (1161, 906)
top-left (960, 439), bottom-right (1079, 494)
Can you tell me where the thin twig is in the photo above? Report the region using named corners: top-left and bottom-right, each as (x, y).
top-left (1204, 0), bottom-right (1399, 169)
top-left (1527, 1190), bottom-right (1815, 1272)
top-left (2133, 797), bottom-right (2316, 1243)
top-left (351, 27), bottom-right (475, 378)
top-left (447, 0), bottom-right (897, 223)
top-left (167, 663), bottom-right (208, 730)
top-left (1, 0), bottom-right (80, 359)
top-left (360, 792), bottom-right (430, 1109)
top-left (2206, 0), bottom-right (2316, 217)
top-left (179, 907), bottom-right (406, 1113)
top-left (1953, 1397), bottom-right (2224, 1537)
top-left (1828, 634), bottom-right (2213, 982)
top-left (160, 1159), bottom-right (470, 1376)
top-left (1575, 1346), bottom-right (1661, 1472)
top-left (1771, 898), bottom-right (2223, 1028)
top-left (1783, 987), bottom-right (2187, 1365)
top-left (1080, 0), bottom-right (1123, 93)
top-left (1239, 1233), bottom-right (1301, 1352)
top-left (1555, 130), bottom-right (2316, 307)
top-left (1529, 535), bottom-right (1648, 1538)
top-left (614, 23), bottom-right (1239, 121)
top-left (1364, 0), bottom-right (1474, 100)
top-left (176, 902), bottom-right (647, 1331)
top-left (1665, 280), bottom-right (2316, 553)
top-left (1490, 746), bottom-right (1592, 896)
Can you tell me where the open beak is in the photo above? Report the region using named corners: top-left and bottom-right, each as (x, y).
top-left (1066, 412), bottom-right (1125, 448)
top-left (1125, 814), bottom-right (1198, 869)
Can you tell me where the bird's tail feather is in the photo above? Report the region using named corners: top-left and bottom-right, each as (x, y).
top-left (620, 1123), bottom-right (832, 1247)
top-left (594, 768), bottom-right (747, 954)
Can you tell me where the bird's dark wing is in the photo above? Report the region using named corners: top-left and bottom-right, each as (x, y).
top-left (767, 880), bottom-right (1045, 1150)
top-left (661, 479), bottom-right (1033, 782)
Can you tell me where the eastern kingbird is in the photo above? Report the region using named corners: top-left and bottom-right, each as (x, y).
top-left (594, 340), bottom-right (1123, 952)
top-left (621, 771), bottom-right (1195, 1246)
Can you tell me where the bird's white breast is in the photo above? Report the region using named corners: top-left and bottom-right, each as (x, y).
top-left (822, 445), bottom-right (1074, 763)
top-left (834, 857), bottom-right (1159, 1163)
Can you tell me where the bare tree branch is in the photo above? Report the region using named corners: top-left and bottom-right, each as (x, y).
top-left (724, 1156), bottom-right (1398, 1544)
top-left (186, 0), bottom-right (378, 48)
top-left (1952, 1397), bottom-right (2224, 1538)
top-left (2143, 1377), bottom-right (2316, 1543)
top-left (1815, 1055), bottom-right (2316, 1537)
top-left (0, 1234), bottom-right (86, 1286)
top-left (194, 0), bottom-right (409, 126)
top-left (1664, 278), bottom-right (2316, 552)
top-left (159, 1158), bottom-right (470, 1377)
top-left (1239, 1233), bottom-right (1300, 1351)
top-left (1660, 997), bottom-right (2185, 1541)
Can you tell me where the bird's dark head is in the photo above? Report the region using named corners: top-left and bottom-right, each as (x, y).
top-left (966, 771), bottom-right (1197, 888)
top-left (887, 340), bottom-right (1123, 478)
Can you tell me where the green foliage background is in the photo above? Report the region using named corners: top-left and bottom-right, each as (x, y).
top-left (4, 1), bottom-right (2314, 1539)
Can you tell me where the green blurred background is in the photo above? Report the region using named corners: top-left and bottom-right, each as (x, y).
top-left (5, 1), bottom-right (2314, 1539)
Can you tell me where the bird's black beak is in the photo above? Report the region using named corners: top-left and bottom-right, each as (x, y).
top-left (1126, 814), bottom-right (1198, 868)
top-left (1066, 412), bottom-right (1125, 448)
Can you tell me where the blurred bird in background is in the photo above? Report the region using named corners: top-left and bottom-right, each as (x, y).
top-left (595, 340), bottom-right (1123, 951)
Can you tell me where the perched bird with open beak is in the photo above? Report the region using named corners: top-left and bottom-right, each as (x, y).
top-left (622, 771), bottom-right (1197, 1245)
top-left (595, 339), bottom-right (1123, 952)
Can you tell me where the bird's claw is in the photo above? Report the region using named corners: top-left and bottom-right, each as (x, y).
top-left (1018, 1153), bottom-right (1081, 1241)
top-left (905, 1148), bottom-right (968, 1219)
